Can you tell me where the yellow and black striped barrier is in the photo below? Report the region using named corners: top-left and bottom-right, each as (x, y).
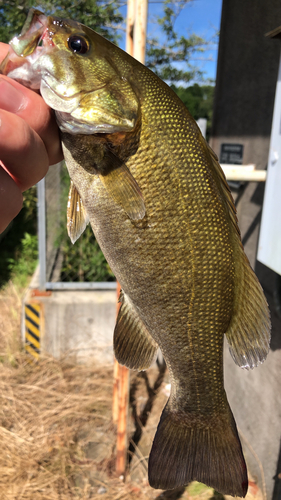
top-left (24, 303), bottom-right (41, 360)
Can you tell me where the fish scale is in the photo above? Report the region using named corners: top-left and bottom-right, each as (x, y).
top-left (0, 9), bottom-right (270, 496)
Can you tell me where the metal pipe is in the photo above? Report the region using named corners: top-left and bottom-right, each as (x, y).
top-left (37, 178), bottom-right (46, 290)
top-left (45, 281), bottom-right (117, 290)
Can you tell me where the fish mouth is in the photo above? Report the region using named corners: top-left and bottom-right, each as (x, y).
top-left (0, 9), bottom-right (52, 88)
top-left (40, 75), bottom-right (82, 113)
top-left (40, 73), bottom-right (108, 116)
top-left (10, 9), bottom-right (49, 58)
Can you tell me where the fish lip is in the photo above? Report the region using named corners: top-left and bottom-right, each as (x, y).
top-left (41, 74), bottom-right (82, 101)
top-left (41, 67), bottom-right (108, 102)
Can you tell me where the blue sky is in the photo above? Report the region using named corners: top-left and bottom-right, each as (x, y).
top-left (119, 0), bottom-right (223, 83)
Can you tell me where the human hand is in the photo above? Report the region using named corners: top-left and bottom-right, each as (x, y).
top-left (0, 42), bottom-right (63, 234)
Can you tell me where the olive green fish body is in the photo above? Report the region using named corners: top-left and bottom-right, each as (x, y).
top-left (1, 11), bottom-right (270, 496)
top-left (61, 76), bottom-right (246, 493)
top-left (62, 79), bottom-right (234, 394)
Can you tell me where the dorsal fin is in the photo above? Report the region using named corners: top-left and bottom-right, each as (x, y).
top-left (200, 139), bottom-right (270, 368)
top-left (204, 141), bottom-right (241, 239)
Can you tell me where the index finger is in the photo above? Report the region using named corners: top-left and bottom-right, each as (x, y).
top-left (0, 44), bottom-right (8, 61)
top-left (0, 42), bottom-right (63, 166)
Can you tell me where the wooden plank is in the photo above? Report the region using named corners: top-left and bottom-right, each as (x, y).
top-left (220, 163), bottom-right (266, 181)
top-left (113, 0), bottom-right (148, 478)
top-left (114, 282), bottom-right (130, 477)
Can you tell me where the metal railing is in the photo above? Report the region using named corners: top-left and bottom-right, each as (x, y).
top-left (37, 161), bottom-right (116, 291)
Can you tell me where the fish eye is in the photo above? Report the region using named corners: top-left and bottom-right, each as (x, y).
top-left (68, 35), bottom-right (89, 54)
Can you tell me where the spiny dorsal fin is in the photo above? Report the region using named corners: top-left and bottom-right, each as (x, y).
top-left (205, 141), bottom-right (241, 239)
top-left (114, 290), bottom-right (158, 371)
top-left (202, 141), bottom-right (271, 368)
top-left (67, 181), bottom-right (89, 243)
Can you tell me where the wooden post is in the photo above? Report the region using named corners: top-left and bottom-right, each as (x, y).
top-left (112, 356), bottom-right (120, 426)
top-left (126, 0), bottom-right (135, 58)
top-left (115, 363), bottom-right (130, 476)
top-left (113, 0), bottom-right (148, 479)
top-left (114, 282), bottom-right (130, 477)
top-left (133, 0), bottom-right (148, 64)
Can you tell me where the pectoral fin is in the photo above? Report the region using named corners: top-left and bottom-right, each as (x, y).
top-left (114, 290), bottom-right (158, 371)
top-left (99, 159), bottom-right (145, 221)
top-left (67, 181), bottom-right (89, 243)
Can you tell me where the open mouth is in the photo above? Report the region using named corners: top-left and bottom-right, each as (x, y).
top-left (0, 10), bottom-right (54, 89)
top-left (9, 9), bottom-right (49, 58)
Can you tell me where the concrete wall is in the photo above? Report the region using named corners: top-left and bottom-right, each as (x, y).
top-left (23, 287), bottom-right (116, 365)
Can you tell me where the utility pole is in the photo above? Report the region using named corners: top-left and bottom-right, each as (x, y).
top-left (114, 0), bottom-right (148, 479)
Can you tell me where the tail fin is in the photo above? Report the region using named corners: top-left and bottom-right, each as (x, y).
top-left (148, 402), bottom-right (248, 497)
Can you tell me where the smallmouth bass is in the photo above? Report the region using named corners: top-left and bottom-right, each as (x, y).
top-left (1, 9), bottom-right (271, 496)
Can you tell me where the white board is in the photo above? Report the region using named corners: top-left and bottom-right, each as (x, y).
top-left (257, 51), bottom-right (281, 276)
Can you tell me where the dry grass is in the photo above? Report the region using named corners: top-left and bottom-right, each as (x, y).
top-left (0, 281), bottom-right (264, 500)
top-left (0, 282), bottom-right (156, 499)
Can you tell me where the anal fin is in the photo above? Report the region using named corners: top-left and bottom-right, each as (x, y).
top-left (114, 291), bottom-right (158, 371)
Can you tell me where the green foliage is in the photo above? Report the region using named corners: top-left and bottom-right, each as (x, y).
top-left (0, 0), bottom-right (33, 43)
top-left (60, 225), bottom-right (115, 282)
top-left (171, 83), bottom-right (214, 139)
top-left (0, 187), bottom-right (38, 288)
top-left (146, 0), bottom-right (206, 83)
top-left (0, 0), bottom-right (123, 44)
top-left (56, 164), bottom-right (114, 283)
top-left (7, 232), bottom-right (38, 287)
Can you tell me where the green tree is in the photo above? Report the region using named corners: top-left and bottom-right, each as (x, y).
top-left (146, 0), bottom-right (207, 83)
top-left (0, 0), bottom-right (123, 44)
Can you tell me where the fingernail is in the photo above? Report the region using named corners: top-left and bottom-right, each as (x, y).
top-left (0, 78), bottom-right (28, 113)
